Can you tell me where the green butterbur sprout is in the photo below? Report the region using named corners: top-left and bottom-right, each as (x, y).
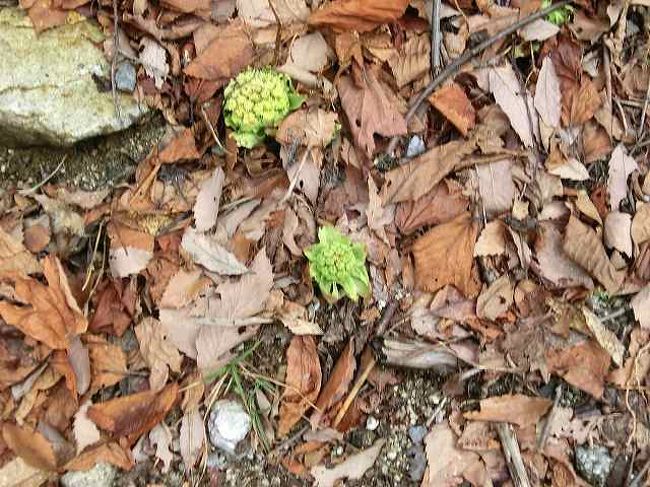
top-left (305, 227), bottom-right (371, 303)
top-left (223, 67), bottom-right (304, 148)
top-left (541, 0), bottom-right (573, 26)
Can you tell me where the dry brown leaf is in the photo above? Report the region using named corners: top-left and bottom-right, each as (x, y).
top-left (476, 159), bottom-right (515, 215)
top-left (412, 213), bottom-right (478, 296)
top-left (381, 138), bottom-right (476, 204)
top-left (608, 144), bottom-right (638, 210)
top-left (464, 394), bottom-right (552, 427)
top-left (631, 285), bottom-right (650, 329)
top-left (337, 68), bottom-right (407, 158)
top-left (149, 423), bottom-right (173, 472)
top-left (23, 221), bottom-right (50, 254)
top-left (474, 220), bottom-right (507, 257)
top-left (0, 456), bottom-right (53, 487)
top-left (535, 222), bottom-right (594, 288)
top-left (311, 439), bottom-right (385, 487)
top-left (135, 318), bottom-right (183, 392)
top-left (193, 167), bottom-right (224, 232)
top-left (581, 307), bottom-right (625, 367)
top-left (179, 409), bottom-right (205, 470)
top-left (73, 401), bottom-right (101, 454)
top-left (276, 108), bottom-right (338, 148)
top-left (476, 275), bottom-right (513, 321)
top-left (546, 340), bottom-right (610, 398)
top-left (64, 442), bottom-right (134, 471)
top-left (388, 34), bottom-right (430, 88)
top-left (184, 22), bottom-right (253, 82)
top-left (0, 226), bottom-right (41, 278)
top-left (520, 18), bottom-right (559, 41)
top-left (309, 0), bottom-right (409, 32)
top-left (0, 255), bottom-right (86, 350)
top-left (575, 189), bottom-right (602, 224)
top-left (278, 336), bottom-right (322, 436)
top-left (562, 216), bottom-right (624, 294)
top-left (86, 335), bottom-right (127, 392)
top-left (428, 82), bottom-right (476, 136)
top-left (107, 222), bottom-right (154, 278)
top-left (310, 339), bottom-right (356, 428)
top-left (570, 78), bottom-right (601, 125)
top-left (632, 203), bottom-right (650, 246)
top-left (2, 423), bottom-right (57, 471)
top-left (583, 120), bottom-right (612, 163)
top-left (422, 422), bottom-right (483, 486)
top-left (604, 211), bottom-right (632, 257)
top-left (89, 278), bottom-right (136, 336)
top-left (88, 383), bottom-right (178, 446)
top-left (237, 0), bottom-right (310, 27)
top-left (158, 128), bottom-right (201, 163)
top-left (159, 269), bottom-right (210, 309)
top-left (160, 0), bottom-right (210, 13)
top-left (534, 57), bottom-right (561, 128)
top-left (181, 228), bottom-right (248, 275)
top-left (196, 325), bottom-right (259, 371)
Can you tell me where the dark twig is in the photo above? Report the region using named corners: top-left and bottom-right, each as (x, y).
top-left (497, 423), bottom-right (531, 487)
top-left (386, 0), bottom-right (572, 155)
top-left (431, 0), bottom-right (442, 76)
top-left (537, 384), bottom-right (562, 451)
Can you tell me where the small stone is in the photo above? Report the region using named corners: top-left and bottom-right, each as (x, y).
top-left (575, 445), bottom-right (612, 487)
top-left (366, 416), bottom-right (379, 431)
top-left (60, 463), bottom-right (116, 487)
top-left (115, 62), bottom-right (137, 93)
top-left (408, 425), bottom-right (428, 445)
top-left (406, 135), bottom-right (426, 158)
top-left (407, 445), bottom-right (427, 482)
top-left (208, 399), bottom-right (251, 454)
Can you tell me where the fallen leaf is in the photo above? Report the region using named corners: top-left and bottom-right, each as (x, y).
top-left (73, 401), bottom-right (101, 454)
top-left (180, 410), bottom-right (205, 470)
top-left (237, 0), bottom-right (310, 27)
top-left (193, 167), bottom-right (224, 232)
top-left (474, 220), bottom-right (507, 257)
top-left (140, 37), bottom-right (169, 89)
top-left (546, 340), bottom-right (610, 398)
top-left (608, 144), bottom-right (638, 210)
top-left (277, 300), bottom-right (323, 335)
top-left (535, 222), bottom-right (594, 288)
top-left (0, 255), bottom-right (86, 350)
top-left (23, 221), bottom-right (50, 253)
top-left (487, 65), bottom-right (539, 148)
top-left (422, 422), bottom-right (482, 486)
top-left (86, 335), bottom-right (128, 392)
top-left (464, 394), bottom-right (551, 427)
top-left (570, 78), bottom-right (601, 125)
top-left (631, 285), bottom-right (650, 329)
top-left (184, 22), bottom-right (253, 83)
top-left (632, 203), bottom-right (650, 247)
top-left (520, 18), bottom-right (559, 41)
top-left (311, 439), bottom-right (385, 487)
top-left (388, 33), bottom-right (430, 88)
top-left (476, 159), bottom-right (515, 215)
top-left (0, 456), bottom-right (52, 487)
top-left (161, 0), bottom-right (210, 13)
top-left (310, 339), bottom-right (356, 428)
top-left (2, 423), bottom-right (57, 471)
top-left (159, 269), bottom-right (210, 309)
top-left (107, 223), bottom-right (154, 278)
top-left (581, 307), bottom-right (625, 367)
top-left (309, 0), bottom-right (410, 32)
top-left (64, 442), bottom-right (133, 471)
top-left (562, 216), bottom-right (624, 294)
top-left (89, 278), bottom-right (136, 336)
top-left (604, 211), bottom-right (632, 257)
top-left (149, 423), bottom-right (173, 472)
top-left (196, 325), bottom-right (259, 371)
top-left (548, 157), bottom-right (590, 181)
top-left (337, 68), bottom-right (407, 158)
top-left (428, 82), bottom-right (476, 136)
top-left (278, 336), bottom-right (322, 436)
top-left (88, 383), bottom-right (178, 446)
top-left (0, 226), bottom-right (41, 278)
top-left (68, 335), bottom-right (91, 396)
top-left (385, 138), bottom-right (478, 204)
top-left (575, 189), bottom-right (602, 224)
top-left (412, 213), bottom-right (478, 296)
top-left (276, 108), bottom-right (338, 148)
top-left (366, 177), bottom-right (395, 243)
top-left (181, 228), bottom-right (248, 275)
top-left (135, 318), bottom-right (183, 391)
top-left (476, 275), bottom-right (513, 321)
top-left (395, 180), bottom-right (468, 235)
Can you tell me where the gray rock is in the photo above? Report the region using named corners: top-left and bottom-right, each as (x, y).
top-left (208, 399), bottom-right (251, 453)
top-left (115, 61), bottom-right (137, 92)
top-left (0, 8), bottom-right (148, 147)
top-left (406, 135), bottom-right (426, 158)
top-left (60, 463), bottom-right (116, 487)
top-left (575, 445), bottom-right (613, 487)
top-left (408, 425), bottom-right (428, 445)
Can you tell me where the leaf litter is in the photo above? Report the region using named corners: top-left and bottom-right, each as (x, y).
top-left (2, 0), bottom-right (650, 485)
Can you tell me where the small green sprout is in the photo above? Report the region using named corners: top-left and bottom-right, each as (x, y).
top-left (542, 0), bottom-right (574, 26)
top-left (305, 226), bottom-right (371, 303)
top-left (223, 67), bottom-right (304, 148)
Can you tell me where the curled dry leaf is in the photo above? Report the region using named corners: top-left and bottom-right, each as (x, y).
top-left (64, 442), bottom-right (133, 471)
top-left (476, 275), bottom-right (514, 321)
top-left (412, 213), bottom-right (478, 297)
top-left (278, 336), bottom-right (322, 436)
top-left (0, 255), bottom-right (86, 350)
top-left (581, 307), bottom-right (625, 367)
top-left (276, 108), bottom-right (338, 148)
top-left (546, 340), bottom-right (610, 398)
top-left (311, 439), bottom-right (385, 487)
top-left (2, 423), bottom-right (57, 471)
top-left (388, 34), bottom-right (430, 88)
top-left (135, 317), bottom-right (183, 392)
top-left (86, 335), bottom-right (128, 392)
top-left (88, 383), bottom-right (179, 446)
top-left (464, 394), bottom-right (552, 427)
top-left (337, 68), bottom-right (407, 158)
top-left (309, 0), bottom-right (410, 32)
top-left (193, 167), bottom-right (224, 232)
top-left (428, 82), bottom-right (476, 136)
top-left (107, 222), bottom-right (154, 278)
top-left (181, 228), bottom-right (248, 275)
top-left (562, 216), bottom-right (624, 294)
top-left (310, 338), bottom-right (356, 428)
top-left (0, 226), bottom-right (41, 278)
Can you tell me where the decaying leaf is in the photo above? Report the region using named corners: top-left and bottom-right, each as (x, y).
top-left (180, 410), bottom-right (205, 470)
top-left (412, 213), bottom-right (478, 296)
top-left (2, 423), bottom-right (57, 471)
top-left (388, 34), bottom-right (430, 88)
top-left (0, 227), bottom-right (41, 278)
top-left (464, 394), bottom-right (552, 427)
top-left (108, 223), bottom-right (154, 278)
top-left (277, 108), bottom-right (338, 148)
top-left (311, 439), bottom-right (385, 487)
top-left (193, 167), bottom-right (224, 232)
top-left (87, 335), bottom-right (128, 392)
top-left (546, 340), bottom-right (611, 398)
top-left (309, 0), bottom-right (410, 32)
top-left (181, 228), bottom-right (248, 275)
top-left (337, 68), bottom-right (407, 157)
top-left (135, 317), bottom-right (183, 391)
top-left (476, 159), bottom-right (515, 215)
top-left (608, 144), bottom-right (638, 210)
top-left (581, 307), bottom-right (625, 367)
top-left (534, 57), bottom-right (562, 128)
top-left (237, 0), bottom-right (310, 27)
top-left (278, 336), bottom-right (322, 436)
top-left (631, 285), bottom-right (650, 329)
top-left (159, 269), bottom-right (210, 309)
top-left (149, 423), bottom-right (173, 472)
top-left (476, 275), bottom-right (514, 321)
top-left (73, 401), bottom-right (101, 454)
top-left (428, 82), bottom-right (476, 136)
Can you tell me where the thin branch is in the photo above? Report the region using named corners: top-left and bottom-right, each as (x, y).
top-left (19, 155), bottom-right (67, 195)
top-left (111, 0), bottom-right (122, 120)
top-left (431, 0), bottom-right (442, 76)
top-left (386, 0), bottom-right (573, 155)
top-left (497, 423), bottom-right (531, 487)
